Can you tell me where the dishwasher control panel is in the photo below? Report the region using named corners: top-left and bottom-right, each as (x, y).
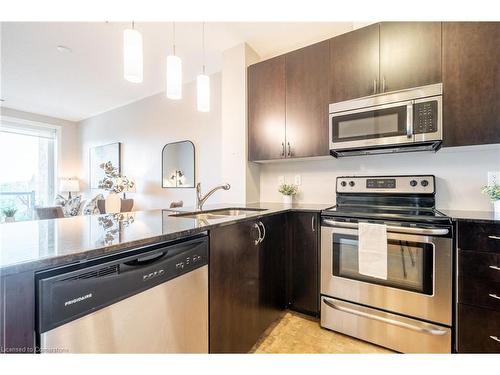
top-left (36, 235), bottom-right (208, 334)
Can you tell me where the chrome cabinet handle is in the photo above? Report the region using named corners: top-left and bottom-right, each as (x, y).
top-left (373, 79), bottom-right (377, 94)
top-left (311, 215), bottom-right (316, 232)
top-left (489, 293), bottom-right (500, 300)
top-left (287, 142), bottom-right (291, 157)
top-left (258, 221), bottom-right (266, 243)
top-left (322, 298), bottom-right (448, 336)
top-left (281, 142), bottom-right (285, 158)
top-left (253, 223), bottom-right (262, 245)
top-left (490, 336), bottom-right (500, 343)
top-left (489, 265), bottom-right (500, 271)
top-left (488, 235), bottom-right (500, 240)
top-left (382, 76), bottom-right (386, 92)
top-left (322, 219), bottom-right (449, 236)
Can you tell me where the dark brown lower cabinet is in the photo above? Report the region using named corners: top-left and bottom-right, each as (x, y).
top-left (209, 215), bottom-right (286, 353)
top-left (458, 304), bottom-right (500, 353)
top-left (457, 219), bottom-right (500, 353)
top-left (288, 212), bottom-right (319, 316)
top-left (0, 271), bottom-right (36, 353)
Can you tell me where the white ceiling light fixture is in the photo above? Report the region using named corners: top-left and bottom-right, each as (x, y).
top-left (166, 22), bottom-right (182, 100)
top-left (123, 21), bottom-right (143, 83)
top-left (56, 45), bottom-right (72, 53)
top-left (196, 22), bottom-right (210, 112)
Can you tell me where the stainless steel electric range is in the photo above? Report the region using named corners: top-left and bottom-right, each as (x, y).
top-left (320, 175), bottom-right (453, 353)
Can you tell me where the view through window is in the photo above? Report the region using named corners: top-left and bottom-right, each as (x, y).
top-left (0, 119), bottom-right (57, 222)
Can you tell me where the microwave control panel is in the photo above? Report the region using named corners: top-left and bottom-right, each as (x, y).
top-left (413, 101), bottom-right (437, 134)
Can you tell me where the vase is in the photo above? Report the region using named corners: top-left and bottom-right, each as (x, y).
top-left (105, 192), bottom-right (121, 214)
top-left (282, 195), bottom-right (293, 205)
top-left (5, 217), bottom-right (15, 223)
top-left (494, 201), bottom-right (500, 217)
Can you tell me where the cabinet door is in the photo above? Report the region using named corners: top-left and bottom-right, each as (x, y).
top-left (248, 56), bottom-right (286, 161)
top-left (285, 41), bottom-right (330, 158)
top-left (443, 22), bottom-right (500, 147)
top-left (288, 212), bottom-right (319, 316)
top-left (330, 23), bottom-right (380, 103)
top-left (209, 220), bottom-right (262, 353)
top-left (258, 214), bottom-right (287, 333)
top-left (379, 22), bottom-right (442, 92)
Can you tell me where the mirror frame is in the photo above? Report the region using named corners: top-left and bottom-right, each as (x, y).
top-left (161, 140), bottom-right (196, 189)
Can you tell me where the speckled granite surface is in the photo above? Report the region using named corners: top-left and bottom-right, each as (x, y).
top-left (440, 209), bottom-right (500, 224)
top-left (0, 202), bottom-right (332, 276)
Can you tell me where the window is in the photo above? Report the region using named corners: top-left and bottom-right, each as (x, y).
top-left (0, 118), bottom-right (58, 221)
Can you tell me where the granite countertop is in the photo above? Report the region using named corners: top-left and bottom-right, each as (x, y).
top-left (440, 209), bottom-right (500, 224)
top-left (0, 202), bottom-right (332, 276)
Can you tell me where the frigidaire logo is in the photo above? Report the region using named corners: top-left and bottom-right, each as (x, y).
top-left (64, 293), bottom-right (93, 307)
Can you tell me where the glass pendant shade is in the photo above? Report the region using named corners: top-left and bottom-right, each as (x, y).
top-left (166, 55), bottom-right (182, 99)
top-left (196, 74), bottom-right (210, 112)
top-left (123, 28), bottom-right (143, 83)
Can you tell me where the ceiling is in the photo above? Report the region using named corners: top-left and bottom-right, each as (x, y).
top-left (1, 22), bottom-right (358, 122)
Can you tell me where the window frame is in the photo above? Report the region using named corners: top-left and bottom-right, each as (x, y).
top-left (0, 115), bottom-right (61, 205)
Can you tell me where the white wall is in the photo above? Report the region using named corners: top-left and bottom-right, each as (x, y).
top-left (259, 145), bottom-right (500, 211)
top-left (78, 74), bottom-right (222, 210)
top-left (0, 107), bottom-right (81, 180)
top-left (220, 43), bottom-right (261, 204)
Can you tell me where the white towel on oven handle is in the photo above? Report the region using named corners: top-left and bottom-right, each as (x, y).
top-left (358, 222), bottom-right (388, 280)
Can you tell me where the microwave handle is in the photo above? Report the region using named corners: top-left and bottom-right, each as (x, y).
top-left (322, 219), bottom-right (449, 236)
top-left (406, 103), bottom-right (413, 138)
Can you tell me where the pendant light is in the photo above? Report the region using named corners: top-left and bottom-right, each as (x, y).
top-left (196, 22), bottom-right (210, 112)
top-left (166, 22), bottom-right (182, 99)
top-left (123, 22), bottom-right (143, 83)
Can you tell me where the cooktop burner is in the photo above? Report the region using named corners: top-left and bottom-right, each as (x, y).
top-left (321, 175), bottom-right (451, 225)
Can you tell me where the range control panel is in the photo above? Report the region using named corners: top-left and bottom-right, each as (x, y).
top-left (337, 175), bottom-right (435, 194)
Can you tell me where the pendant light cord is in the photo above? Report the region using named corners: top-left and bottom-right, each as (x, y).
top-left (202, 22), bottom-right (206, 74)
top-left (172, 22), bottom-right (176, 56)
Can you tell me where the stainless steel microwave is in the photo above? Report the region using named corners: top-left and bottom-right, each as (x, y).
top-left (329, 83), bottom-right (442, 157)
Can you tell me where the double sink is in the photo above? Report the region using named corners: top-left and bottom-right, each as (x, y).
top-left (172, 208), bottom-right (267, 220)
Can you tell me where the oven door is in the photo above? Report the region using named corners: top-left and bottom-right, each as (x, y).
top-left (329, 100), bottom-right (413, 150)
top-left (320, 220), bottom-right (452, 325)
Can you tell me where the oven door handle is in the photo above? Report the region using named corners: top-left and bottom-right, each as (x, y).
top-left (322, 219), bottom-right (449, 236)
top-left (322, 298), bottom-right (448, 336)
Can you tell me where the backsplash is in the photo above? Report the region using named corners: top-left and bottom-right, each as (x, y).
top-left (259, 144), bottom-right (500, 211)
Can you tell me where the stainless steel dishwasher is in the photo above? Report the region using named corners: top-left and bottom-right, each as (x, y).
top-left (36, 234), bottom-right (208, 353)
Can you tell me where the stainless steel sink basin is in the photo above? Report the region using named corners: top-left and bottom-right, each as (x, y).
top-left (173, 207), bottom-right (267, 219)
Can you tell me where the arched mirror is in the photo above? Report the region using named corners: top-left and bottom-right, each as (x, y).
top-left (162, 140), bottom-right (195, 188)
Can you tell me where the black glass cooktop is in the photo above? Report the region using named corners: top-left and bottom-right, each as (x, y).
top-left (322, 204), bottom-right (451, 224)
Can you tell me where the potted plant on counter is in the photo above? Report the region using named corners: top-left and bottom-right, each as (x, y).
top-left (481, 183), bottom-right (500, 215)
top-left (2, 207), bottom-right (17, 223)
top-left (278, 184), bottom-right (298, 205)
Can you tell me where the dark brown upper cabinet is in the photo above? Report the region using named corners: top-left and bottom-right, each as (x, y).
top-left (329, 23), bottom-right (380, 103)
top-left (285, 41), bottom-right (330, 158)
top-left (442, 22), bottom-right (500, 147)
top-left (248, 56), bottom-right (286, 161)
top-left (379, 22), bottom-right (442, 93)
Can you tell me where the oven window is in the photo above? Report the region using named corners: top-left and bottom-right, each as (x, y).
top-left (332, 234), bottom-right (433, 295)
top-left (332, 105), bottom-right (408, 142)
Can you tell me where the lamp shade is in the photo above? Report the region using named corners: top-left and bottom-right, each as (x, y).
top-left (59, 178), bottom-right (80, 192)
top-left (166, 54), bottom-right (182, 99)
top-left (196, 73), bottom-right (210, 112)
top-left (123, 28), bottom-right (143, 83)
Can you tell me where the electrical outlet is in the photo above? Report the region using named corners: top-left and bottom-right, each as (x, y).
top-left (278, 176), bottom-right (285, 185)
top-left (488, 171), bottom-right (500, 186)
top-left (295, 175), bottom-right (302, 186)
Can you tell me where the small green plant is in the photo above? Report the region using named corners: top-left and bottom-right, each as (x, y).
top-left (278, 184), bottom-right (298, 196)
top-left (2, 207), bottom-right (17, 218)
top-left (481, 184), bottom-right (500, 201)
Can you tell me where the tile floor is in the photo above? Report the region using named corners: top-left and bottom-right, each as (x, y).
top-left (251, 311), bottom-right (393, 354)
